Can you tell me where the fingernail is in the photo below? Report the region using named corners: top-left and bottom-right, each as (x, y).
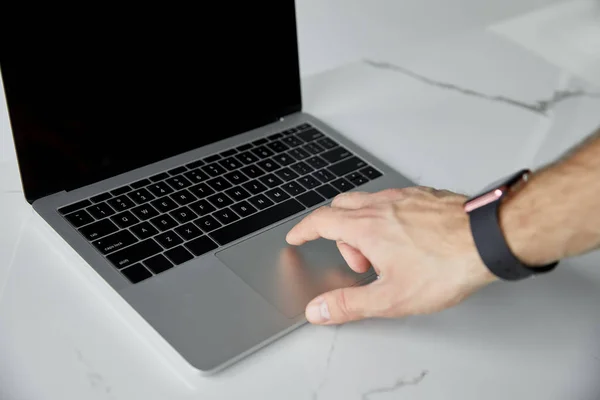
top-left (306, 296), bottom-right (330, 323)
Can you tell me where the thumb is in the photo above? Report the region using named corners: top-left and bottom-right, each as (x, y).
top-left (305, 284), bottom-right (380, 325)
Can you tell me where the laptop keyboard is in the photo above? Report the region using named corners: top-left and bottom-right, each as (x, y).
top-left (57, 123), bottom-right (383, 284)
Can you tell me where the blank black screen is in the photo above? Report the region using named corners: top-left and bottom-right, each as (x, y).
top-left (1, 3), bottom-right (302, 203)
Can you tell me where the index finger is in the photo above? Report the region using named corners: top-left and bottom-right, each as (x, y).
top-left (285, 206), bottom-right (363, 248)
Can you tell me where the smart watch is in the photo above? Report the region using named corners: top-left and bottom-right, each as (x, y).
top-left (464, 169), bottom-right (558, 281)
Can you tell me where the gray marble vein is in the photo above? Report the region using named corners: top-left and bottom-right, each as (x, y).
top-left (361, 370), bottom-right (428, 400)
top-left (312, 326), bottom-right (341, 400)
top-left (75, 348), bottom-right (114, 398)
top-left (363, 59), bottom-right (600, 115)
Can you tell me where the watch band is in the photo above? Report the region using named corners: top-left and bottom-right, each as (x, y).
top-left (468, 200), bottom-right (558, 281)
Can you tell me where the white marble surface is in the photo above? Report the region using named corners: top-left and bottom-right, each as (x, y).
top-left (2, 1), bottom-right (600, 399)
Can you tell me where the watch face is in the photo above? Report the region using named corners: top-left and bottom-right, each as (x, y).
top-left (464, 169), bottom-right (530, 212)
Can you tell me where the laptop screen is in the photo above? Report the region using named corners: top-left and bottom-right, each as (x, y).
top-left (1, 3), bottom-right (302, 203)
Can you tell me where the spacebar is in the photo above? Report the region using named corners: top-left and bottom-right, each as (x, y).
top-left (210, 199), bottom-right (306, 246)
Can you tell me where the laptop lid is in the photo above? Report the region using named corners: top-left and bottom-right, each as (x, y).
top-left (0, 2), bottom-right (302, 204)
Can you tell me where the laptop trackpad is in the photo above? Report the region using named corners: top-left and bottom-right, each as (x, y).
top-left (215, 218), bottom-right (375, 318)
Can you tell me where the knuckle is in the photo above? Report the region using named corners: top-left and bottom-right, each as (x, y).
top-left (335, 288), bottom-right (354, 318)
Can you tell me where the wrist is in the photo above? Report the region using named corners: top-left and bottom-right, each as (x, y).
top-left (499, 168), bottom-right (565, 266)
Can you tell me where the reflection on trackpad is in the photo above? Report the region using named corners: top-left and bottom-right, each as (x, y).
top-left (215, 218), bottom-right (375, 318)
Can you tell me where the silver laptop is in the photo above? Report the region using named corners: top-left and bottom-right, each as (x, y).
top-left (1, 2), bottom-right (413, 373)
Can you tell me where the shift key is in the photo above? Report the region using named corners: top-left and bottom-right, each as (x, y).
top-left (106, 239), bottom-right (162, 269)
top-left (327, 156), bottom-right (367, 177)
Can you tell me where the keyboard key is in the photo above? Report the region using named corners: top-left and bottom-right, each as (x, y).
top-left (223, 171), bottom-right (248, 185)
top-left (266, 140), bottom-right (289, 153)
top-left (121, 264), bottom-right (153, 283)
top-left (170, 206), bottom-right (197, 224)
top-left (131, 179), bottom-right (151, 189)
top-left (174, 223), bottom-right (203, 241)
top-left (283, 127), bottom-right (297, 135)
top-left (252, 138), bottom-right (268, 146)
top-left (219, 157), bottom-right (242, 171)
top-left (131, 204), bottom-right (160, 220)
top-left (213, 208), bottom-right (240, 225)
top-left (107, 239), bottom-right (162, 269)
top-left (170, 189), bottom-right (197, 206)
top-left (90, 192), bottom-right (112, 203)
top-left (315, 184), bottom-right (339, 199)
top-left (204, 154), bottom-right (221, 163)
top-left (130, 221), bottom-right (159, 239)
top-left (195, 215), bottom-right (222, 232)
top-left (184, 236), bottom-right (218, 257)
top-left (306, 156), bottom-right (328, 170)
top-left (282, 135), bottom-right (303, 148)
top-left (188, 183), bottom-right (215, 199)
top-left (147, 181), bottom-right (174, 197)
top-left (108, 195), bottom-right (136, 211)
top-left (165, 175), bottom-right (192, 190)
top-left (275, 167), bottom-right (299, 182)
top-left (248, 194), bottom-right (274, 210)
top-left (257, 159), bottom-right (280, 172)
top-left (267, 132), bottom-right (283, 141)
top-left (111, 186), bottom-right (132, 196)
top-left (168, 166), bottom-right (187, 176)
top-left (281, 181), bottom-right (306, 196)
top-left (265, 187), bottom-right (290, 203)
top-left (240, 165), bottom-right (265, 179)
top-left (189, 200), bottom-right (216, 216)
top-left (289, 147), bottom-right (310, 160)
top-left (242, 180), bottom-right (268, 195)
top-left (236, 143), bottom-right (253, 152)
top-left (303, 142), bottom-right (325, 155)
top-left (290, 161), bottom-right (314, 176)
top-left (321, 147), bottom-right (352, 163)
top-left (251, 146), bottom-right (274, 159)
top-left (111, 210), bottom-right (140, 228)
top-left (165, 246), bottom-right (194, 265)
top-left (128, 188), bottom-right (155, 204)
top-left (143, 254), bottom-right (174, 274)
top-left (331, 178), bottom-right (354, 193)
top-left (297, 128), bottom-right (324, 143)
top-left (235, 151), bottom-right (259, 165)
top-left (186, 159), bottom-right (205, 169)
top-left (155, 230), bottom-right (184, 249)
top-left (149, 214), bottom-right (179, 231)
top-left (93, 230), bottom-right (138, 255)
top-left (207, 193), bottom-right (233, 208)
top-left (86, 202), bottom-right (116, 219)
top-left (151, 196), bottom-right (179, 213)
top-left (149, 172), bottom-right (169, 182)
top-left (359, 166), bottom-right (383, 180)
top-left (220, 149), bottom-right (237, 158)
top-left (317, 137), bottom-right (338, 149)
top-left (297, 175), bottom-right (321, 189)
top-left (184, 169), bottom-right (209, 184)
top-left (297, 123), bottom-right (312, 130)
top-left (59, 199), bottom-right (92, 215)
top-left (297, 190), bottom-right (325, 208)
top-left (230, 201), bottom-right (257, 217)
top-left (273, 153), bottom-right (296, 166)
top-left (79, 219), bottom-right (119, 240)
top-left (210, 199), bottom-right (305, 246)
top-left (346, 172), bottom-right (369, 186)
top-left (225, 186), bottom-right (251, 202)
top-left (259, 174), bottom-right (283, 188)
top-left (313, 169), bottom-right (336, 183)
top-left (201, 163), bottom-right (227, 177)
top-left (328, 156), bottom-right (367, 177)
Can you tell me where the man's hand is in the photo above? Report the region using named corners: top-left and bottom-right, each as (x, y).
top-left (285, 187), bottom-right (497, 325)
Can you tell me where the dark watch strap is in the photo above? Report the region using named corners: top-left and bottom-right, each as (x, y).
top-left (468, 200), bottom-right (558, 281)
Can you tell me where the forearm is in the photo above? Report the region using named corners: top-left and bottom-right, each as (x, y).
top-left (500, 126), bottom-right (600, 265)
